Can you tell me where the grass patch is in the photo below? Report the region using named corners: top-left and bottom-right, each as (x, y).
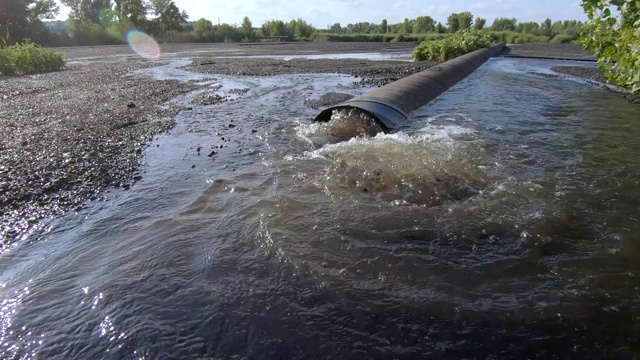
top-left (0, 41), bottom-right (65, 76)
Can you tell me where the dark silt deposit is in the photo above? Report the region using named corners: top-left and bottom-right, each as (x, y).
top-left (304, 92), bottom-right (354, 109)
top-left (2, 43), bottom-right (640, 359)
top-left (551, 65), bottom-right (640, 104)
top-left (504, 43), bottom-right (597, 61)
top-left (189, 57), bottom-right (437, 87)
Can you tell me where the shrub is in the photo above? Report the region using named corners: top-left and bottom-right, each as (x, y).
top-left (418, 33), bottom-right (450, 42)
top-left (310, 33), bottom-right (422, 43)
top-left (550, 34), bottom-right (575, 43)
top-left (487, 31), bottom-right (519, 43)
top-left (0, 49), bottom-right (16, 76)
top-left (581, 0), bottom-right (640, 93)
top-left (412, 28), bottom-right (492, 62)
top-left (0, 41), bottom-right (65, 76)
top-left (390, 34), bottom-right (404, 43)
top-left (69, 21), bottom-right (123, 46)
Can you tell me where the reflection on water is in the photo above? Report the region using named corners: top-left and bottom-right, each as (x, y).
top-left (2, 58), bottom-right (640, 358)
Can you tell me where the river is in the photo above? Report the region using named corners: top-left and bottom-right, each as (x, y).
top-left (1, 57), bottom-right (639, 358)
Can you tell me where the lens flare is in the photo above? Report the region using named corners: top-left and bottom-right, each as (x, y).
top-left (126, 30), bottom-right (161, 60)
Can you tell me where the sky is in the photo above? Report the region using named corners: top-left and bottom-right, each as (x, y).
top-left (55, 0), bottom-right (588, 28)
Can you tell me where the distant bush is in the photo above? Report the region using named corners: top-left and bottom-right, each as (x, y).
top-left (158, 31), bottom-right (193, 43)
top-left (550, 34), bottom-right (575, 43)
top-left (486, 31), bottom-right (550, 43)
top-left (310, 33), bottom-right (421, 42)
top-left (517, 34), bottom-right (550, 43)
top-left (68, 21), bottom-right (123, 46)
top-left (0, 40), bottom-right (65, 76)
top-left (412, 28), bottom-right (492, 61)
top-left (487, 31), bottom-right (519, 43)
top-left (390, 34), bottom-right (404, 43)
top-left (418, 33), bottom-right (451, 42)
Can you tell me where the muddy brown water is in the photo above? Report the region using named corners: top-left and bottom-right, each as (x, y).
top-left (1, 57), bottom-right (640, 358)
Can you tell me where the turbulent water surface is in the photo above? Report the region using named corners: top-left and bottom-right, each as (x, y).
top-left (2, 57), bottom-right (640, 358)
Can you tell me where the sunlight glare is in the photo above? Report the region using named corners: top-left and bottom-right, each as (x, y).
top-left (126, 30), bottom-right (161, 60)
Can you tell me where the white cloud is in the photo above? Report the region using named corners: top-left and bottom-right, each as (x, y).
top-left (469, 0), bottom-right (516, 11)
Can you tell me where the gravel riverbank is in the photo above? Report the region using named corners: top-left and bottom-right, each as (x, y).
top-left (0, 42), bottom-right (626, 248)
top-left (0, 61), bottom-right (201, 246)
top-left (0, 42), bottom-right (426, 248)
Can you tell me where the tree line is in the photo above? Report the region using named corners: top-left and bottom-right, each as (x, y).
top-left (0, 0), bottom-right (188, 46)
top-left (324, 14), bottom-right (581, 43)
top-left (0, 1), bottom-right (584, 47)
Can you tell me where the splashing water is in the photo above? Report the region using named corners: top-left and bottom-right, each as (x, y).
top-left (126, 30), bottom-right (161, 60)
top-left (303, 108), bottom-right (384, 146)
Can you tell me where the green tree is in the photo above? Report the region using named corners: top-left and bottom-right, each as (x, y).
top-left (345, 22), bottom-right (377, 34)
top-left (241, 16), bottom-right (254, 39)
top-left (540, 18), bottom-right (552, 36)
top-left (149, 0), bottom-right (188, 34)
top-left (581, 0), bottom-right (640, 93)
top-left (380, 19), bottom-right (388, 34)
top-left (435, 22), bottom-right (446, 34)
top-left (113, 0), bottom-right (146, 27)
top-left (415, 16), bottom-right (435, 33)
top-left (261, 19), bottom-right (289, 38)
top-left (457, 12), bottom-right (474, 29)
top-left (1, 0), bottom-right (59, 44)
top-left (28, 0), bottom-right (60, 21)
top-left (491, 17), bottom-right (517, 31)
top-left (61, 0), bottom-right (111, 24)
top-left (551, 20), bottom-right (564, 37)
top-left (287, 18), bottom-right (314, 39)
top-left (0, 0), bottom-right (30, 43)
top-left (192, 18), bottom-right (214, 41)
top-left (520, 21), bottom-right (540, 34)
top-left (446, 13), bottom-right (460, 32)
top-left (402, 18), bottom-right (413, 33)
top-left (447, 12), bottom-right (473, 33)
top-left (215, 23), bottom-right (241, 42)
top-left (82, 0), bottom-right (111, 24)
top-left (329, 22), bottom-right (342, 34)
top-left (474, 17), bottom-right (486, 30)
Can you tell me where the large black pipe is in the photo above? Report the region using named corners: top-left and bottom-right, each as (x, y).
top-left (314, 42), bottom-right (506, 130)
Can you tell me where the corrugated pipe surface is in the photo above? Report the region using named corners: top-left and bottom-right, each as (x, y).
top-left (314, 42), bottom-right (506, 130)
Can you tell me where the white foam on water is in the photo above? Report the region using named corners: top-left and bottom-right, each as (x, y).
top-left (295, 124), bottom-right (476, 160)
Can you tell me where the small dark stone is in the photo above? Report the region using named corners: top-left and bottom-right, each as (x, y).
top-left (127, 102), bottom-right (136, 108)
top-left (191, 165), bottom-right (196, 168)
top-left (207, 151), bottom-right (216, 157)
top-left (251, 129), bottom-right (258, 133)
top-left (228, 124), bottom-right (236, 128)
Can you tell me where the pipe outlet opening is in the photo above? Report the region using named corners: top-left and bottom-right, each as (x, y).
top-left (307, 108), bottom-right (384, 146)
